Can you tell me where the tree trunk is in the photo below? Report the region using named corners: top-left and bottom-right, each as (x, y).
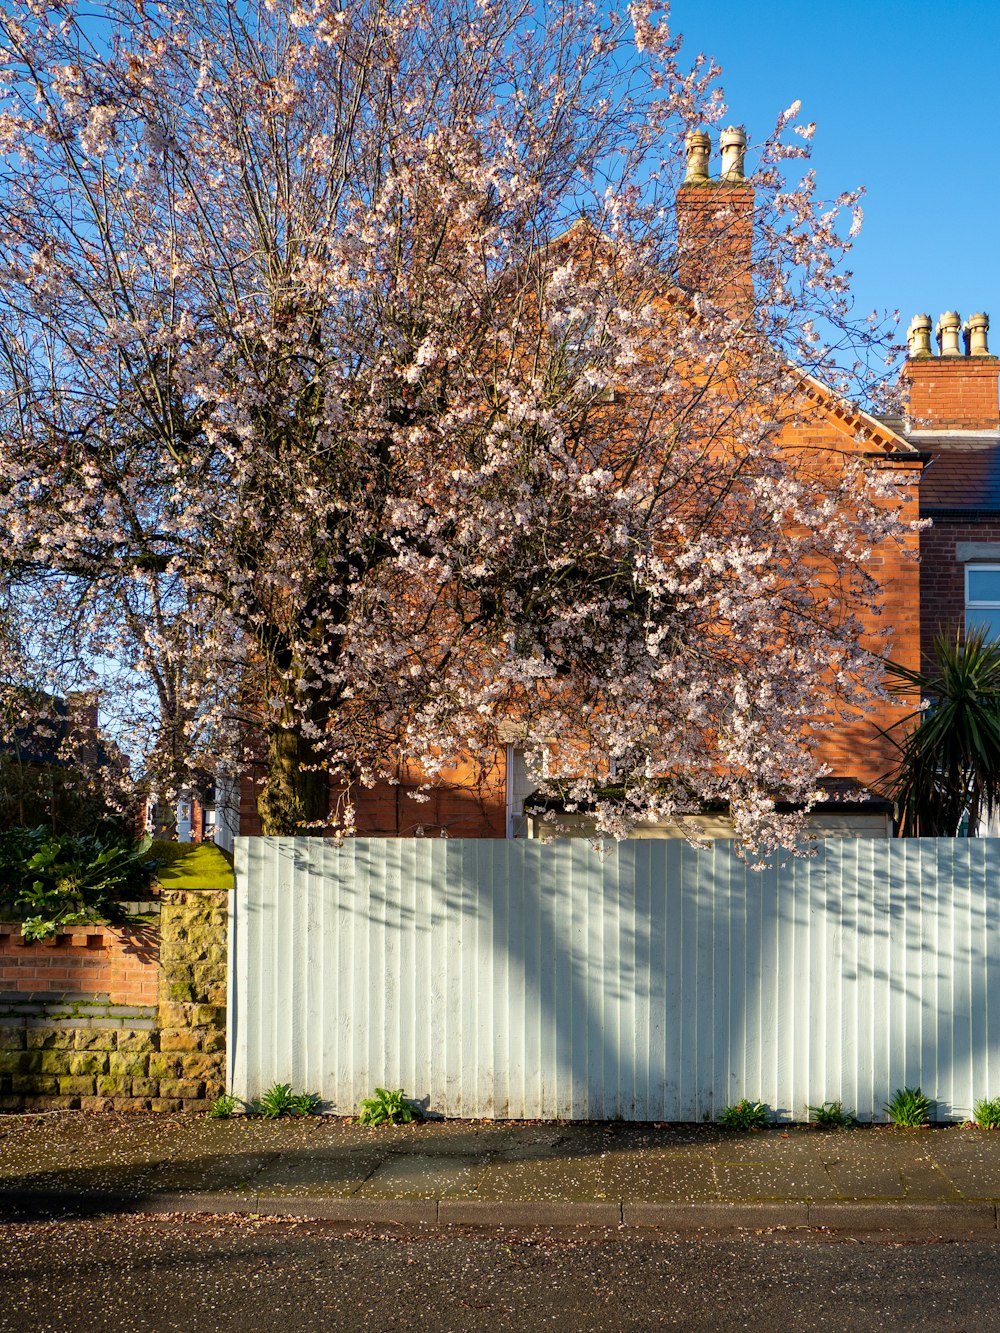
top-left (257, 720), bottom-right (330, 835)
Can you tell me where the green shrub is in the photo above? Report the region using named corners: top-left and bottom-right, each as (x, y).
top-left (717, 1098), bottom-right (770, 1131)
top-left (358, 1087), bottom-right (424, 1127)
top-left (973, 1097), bottom-right (1000, 1129)
top-left (0, 826), bottom-right (159, 939)
top-left (884, 1086), bottom-right (931, 1127)
top-left (209, 1093), bottom-right (240, 1119)
top-left (807, 1101), bottom-right (855, 1129)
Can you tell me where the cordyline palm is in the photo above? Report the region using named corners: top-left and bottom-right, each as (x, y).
top-left (878, 628), bottom-right (1000, 837)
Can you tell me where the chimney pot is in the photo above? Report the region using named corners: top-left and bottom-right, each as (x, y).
top-left (719, 126), bottom-right (747, 182)
top-left (683, 128), bottom-right (711, 184)
top-left (966, 312), bottom-right (990, 357)
top-left (906, 313), bottom-right (933, 358)
top-left (936, 311), bottom-right (963, 357)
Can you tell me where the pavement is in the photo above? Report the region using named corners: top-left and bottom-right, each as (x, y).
top-left (4, 1113), bottom-right (1000, 1234)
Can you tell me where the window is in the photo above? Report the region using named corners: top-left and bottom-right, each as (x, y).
top-left (965, 564), bottom-right (1000, 640)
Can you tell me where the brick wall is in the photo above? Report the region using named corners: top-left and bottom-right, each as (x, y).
top-left (240, 753), bottom-right (507, 839)
top-left (0, 888), bottom-right (228, 1113)
top-left (676, 181), bottom-right (754, 318)
top-left (920, 515), bottom-right (1000, 664)
top-left (0, 922), bottom-right (158, 1006)
top-left (904, 358), bottom-right (1000, 431)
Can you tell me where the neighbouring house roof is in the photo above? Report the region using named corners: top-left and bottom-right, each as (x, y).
top-left (799, 378), bottom-right (920, 460)
top-left (0, 691), bottom-right (120, 772)
top-left (916, 439), bottom-right (1000, 514)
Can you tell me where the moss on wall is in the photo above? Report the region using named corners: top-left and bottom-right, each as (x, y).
top-left (150, 841), bottom-right (234, 890)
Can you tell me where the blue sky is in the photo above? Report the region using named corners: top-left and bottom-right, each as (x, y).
top-left (669, 0), bottom-right (999, 345)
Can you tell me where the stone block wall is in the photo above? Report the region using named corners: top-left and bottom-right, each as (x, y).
top-left (0, 888), bottom-right (228, 1112)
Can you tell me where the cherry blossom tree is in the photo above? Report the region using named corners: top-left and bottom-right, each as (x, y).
top-left (0, 0), bottom-right (912, 847)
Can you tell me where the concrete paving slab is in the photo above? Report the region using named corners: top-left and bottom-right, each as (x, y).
top-left (8, 1114), bottom-right (1000, 1230)
top-left (7, 1168), bottom-right (167, 1197)
top-left (813, 1129), bottom-right (939, 1161)
top-left (149, 1154), bottom-right (278, 1192)
top-left (168, 1118), bottom-right (362, 1154)
top-left (899, 1161), bottom-right (965, 1201)
top-left (608, 1154), bottom-right (720, 1202)
top-left (451, 1152), bottom-right (615, 1202)
top-left (0, 1122), bottom-right (177, 1178)
top-left (823, 1158), bottom-right (907, 1198)
top-left (253, 1151), bottom-right (384, 1197)
top-left (705, 1130), bottom-right (835, 1162)
top-left (358, 1153), bottom-right (487, 1200)
top-left (713, 1162), bottom-right (840, 1201)
top-left (372, 1123), bottom-right (567, 1156)
top-left (927, 1167), bottom-right (1000, 1200)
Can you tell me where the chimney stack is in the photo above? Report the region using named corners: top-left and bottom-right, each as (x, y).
top-left (676, 125), bottom-right (753, 320)
top-left (902, 308), bottom-right (999, 431)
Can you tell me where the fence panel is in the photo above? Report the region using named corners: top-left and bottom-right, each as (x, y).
top-left (229, 837), bottom-right (1000, 1121)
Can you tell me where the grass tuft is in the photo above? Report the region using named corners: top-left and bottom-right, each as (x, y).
top-left (973, 1097), bottom-right (1000, 1129)
top-left (884, 1086), bottom-right (931, 1127)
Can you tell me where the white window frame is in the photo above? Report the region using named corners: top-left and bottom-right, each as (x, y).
top-left (965, 563), bottom-right (1000, 638)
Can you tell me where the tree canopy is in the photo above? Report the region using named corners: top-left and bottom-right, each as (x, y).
top-left (0, 0), bottom-right (912, 849)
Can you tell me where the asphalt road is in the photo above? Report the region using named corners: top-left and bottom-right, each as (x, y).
top-left (2, 1217), bottom-right (999, 1332)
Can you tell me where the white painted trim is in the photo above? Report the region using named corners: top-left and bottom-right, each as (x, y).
top-left (505, 744), bottom-right (515, 839)
top-left (906, 428), bottom-right (1000, 441)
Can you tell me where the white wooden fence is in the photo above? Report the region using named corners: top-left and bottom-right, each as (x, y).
top-left (229, 837), bottom-right (1000, 1121)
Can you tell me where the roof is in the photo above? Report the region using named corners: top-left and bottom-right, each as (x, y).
top-left (799, 379), bottom-right (920, 459)
top-left (917, 439), bottom-right (1000, 513)
top-left (0, 692), bottom-right (120, 771)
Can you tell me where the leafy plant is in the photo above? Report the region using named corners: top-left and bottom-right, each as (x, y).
top-left (358, 1087), bottom-right (424, 1127)
top-left (884, 1086), bottom-right (931, 1127)
top-left (252, 1082), bottom-right (321, 1119)
top-left (289, 1091), bottom-right (322, 1116)
top-left (209, 1093), bottom-right (240, 1119)
top-left (717, 1099), bottom-right (770, 1131)
top-left (973, 1097), bottom-right (1000, 1129)
top-left (807, 1100), bottom-right (855, 1129)
top-left (878, 627), bottom-right (1000, 836)
top-left (0, 826), bottom-right (159, 939)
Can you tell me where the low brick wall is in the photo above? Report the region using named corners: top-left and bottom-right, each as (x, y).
top-left (0, 921), bottom-right (159, 1005)
top-left (0, 888), bottom-right (228, 1112)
